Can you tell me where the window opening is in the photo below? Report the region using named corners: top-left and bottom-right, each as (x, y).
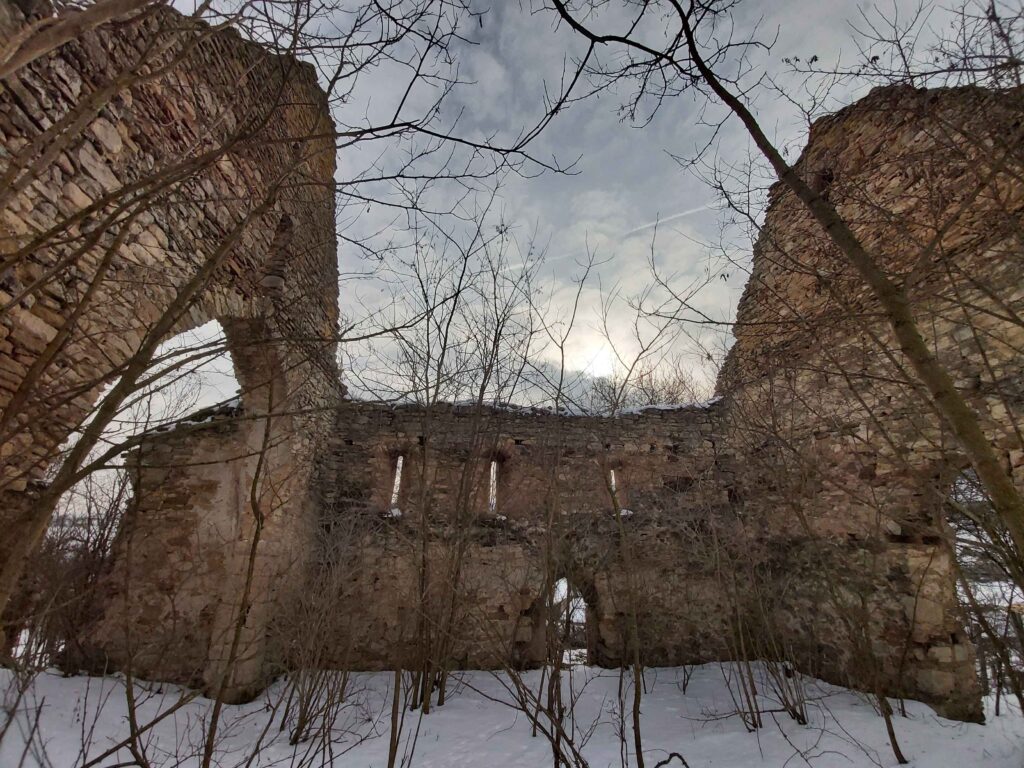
top-left (388, 455), bottom-right (404, 518)
top-left (489, 459), bottom-right (498, 514)
top-left (610, 468), bottom-right (632, 517)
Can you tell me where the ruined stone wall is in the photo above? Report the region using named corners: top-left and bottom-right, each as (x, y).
top-left (717, 85), bottom-right (1024, 721)
top-left (108, 375), bottom-right (987, 716)
top-left (288, 85), bottom-right (1023, 721)
top-left (0, 2), bottom-right (338, 491)
top-left (313, 400), bottom-right (735, 672)
top-left (88, 408), bottom-right (253, 688)
top-left (86, 401), bottom-right (320, 696)
top-left (0, 1), bottom-right (340, 696)
top-left (307, 387), bottom-right (993, 723)
top-left (58, 61), bottom-right (1019, 725)
top-left (107, 398), bottom-right (741, 679)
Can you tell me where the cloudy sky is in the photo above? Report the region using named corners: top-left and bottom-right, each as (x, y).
top-left (171, 0), bottom-right (945, 409)
top-left (330, 0), bottom-right (934, 391)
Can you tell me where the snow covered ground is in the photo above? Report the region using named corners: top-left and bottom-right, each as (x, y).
top-left (1, 663), bottom-right (1021, 767)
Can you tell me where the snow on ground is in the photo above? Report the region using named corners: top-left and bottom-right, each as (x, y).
top-left (1, 663), bottom-right (1021, 767)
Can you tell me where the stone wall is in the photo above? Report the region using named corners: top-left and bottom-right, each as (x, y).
top-left (718, 85), bottom-right (1024, 721)
top-left (0, 0), bottom-right (340, 697)
top-left (312, 400), bottom-right (735, 672)
top-left (286, 85), bottom-right (1018, 722)
top-left (86, 84), bottom-right (1024, 722)
top-left (105, 398), bottom-right (743, 682)
top-left (4, 0), bottom-right (1020, 724)
top-left (105, 382), bottom-right (983, 718)
top-left (86, 401), bottom-right (322, 697)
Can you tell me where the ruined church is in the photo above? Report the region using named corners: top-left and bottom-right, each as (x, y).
top-left (2, 1), bottom-right (1022, 726)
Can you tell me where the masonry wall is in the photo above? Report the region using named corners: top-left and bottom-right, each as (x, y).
top-left (85, 403), bottom-right (320, 697)
top-left (718, 85), bottom-right (1024, 721)
top-left (280, 85), bottom-right (1024, 722)
top-left (107, 398), bottom-right (742, 682)
top-left (0, 2), bottom-right (339, 493)
top-left (0, 1), bottom-right (341, 697)
top-left (109, 380), bottom-right (987, 717)
top-left (25, 25), bottom-right (1017, 725)
top-left (310, 400), bottom-right (735, 672)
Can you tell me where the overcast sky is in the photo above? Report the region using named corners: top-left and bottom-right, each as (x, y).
top-left (170, 0), bottom-right (943, 409)
top-left (332, 0), bottom-right (936, 389)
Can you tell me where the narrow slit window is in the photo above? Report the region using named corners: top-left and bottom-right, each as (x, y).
top-left (390, 455), bottom-right (404, 507)
top-left (489, 460), bottom-right (498, 514)
top-left (610, 468), bottom-right (632, 517)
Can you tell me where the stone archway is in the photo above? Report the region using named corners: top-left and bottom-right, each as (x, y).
top-left (0, 1), bottom-right (340, 696)
top-left (544, 573), bottom-right (601, 666)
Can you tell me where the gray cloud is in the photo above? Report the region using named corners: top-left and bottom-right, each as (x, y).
top-left (319, 0), bottom-right (941, 393)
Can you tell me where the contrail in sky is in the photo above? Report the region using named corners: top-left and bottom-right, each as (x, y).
top-left (620, 202), bottom-right (717, 238)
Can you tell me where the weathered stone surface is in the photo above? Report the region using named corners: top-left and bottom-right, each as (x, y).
top-left (720, 85), bottom-right (1024, 722)
top-left (1, 0), bottom-right (1019, 726)
top-left (0, 0), bottom-right (340, 699)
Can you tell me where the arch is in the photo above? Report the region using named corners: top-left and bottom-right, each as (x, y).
top-left (549, 574), bottom-right (598, 666)
top-left (518, 562), bottom-right (605, 670)
top-left (0, 3), bottom-right (340, 700)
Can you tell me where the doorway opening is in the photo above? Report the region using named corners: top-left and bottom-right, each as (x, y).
top-left (552, 576), bottom-right (589, 666)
